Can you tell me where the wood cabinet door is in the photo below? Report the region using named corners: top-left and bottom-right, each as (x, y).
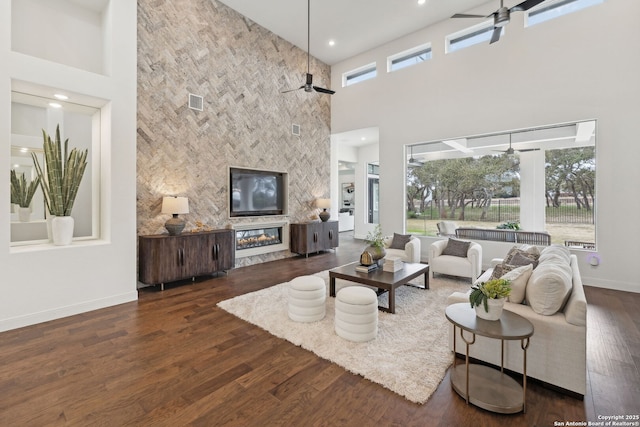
top-left (139, 235), bottom-right (186, 284)
top-left (212, 230), bottom-right (235, 271)
top-left (183, 233), bottom-right (213, 277)
top-left (324, 221), bottom-right (339, 249)
top-left (184, 231), bottom-right (235, 276)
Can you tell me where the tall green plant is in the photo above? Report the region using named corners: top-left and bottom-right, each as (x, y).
top-left (10, 170), bottom-right (40, 208)
top-left (32, 125), bottom-right (88, 216)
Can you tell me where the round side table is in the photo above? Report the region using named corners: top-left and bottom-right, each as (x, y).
top-left (445, 303), bottom-right (534, 414)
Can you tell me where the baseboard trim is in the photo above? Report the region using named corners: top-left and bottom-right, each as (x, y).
top-left (0, 291), bottom-right (138, 333)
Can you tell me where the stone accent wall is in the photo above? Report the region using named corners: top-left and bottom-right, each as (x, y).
top-left (137, 0), bottom-right (332, 267)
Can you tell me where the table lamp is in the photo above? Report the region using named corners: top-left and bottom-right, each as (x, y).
top-left (161, 196), bottom-right (189, 235)
top-left (316, 198), bottom-right (331, 222)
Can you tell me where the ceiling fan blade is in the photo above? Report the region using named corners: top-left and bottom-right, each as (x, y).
top-left (510, 0), bottom-right (546, 12)
top-left (313, 86), bottom-right (335, 95)
top-left (517, 148), bottom-right (541, 152)
top-left (489, 27), bottom-right (502, 44)
top-left (451, 13), bottom-right (486, 18)
top-left (281, 86), bottom-right (304, 93)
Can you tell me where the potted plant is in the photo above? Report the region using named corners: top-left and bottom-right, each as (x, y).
top-left (32, 125), bottom-right (88, 245)
top-left (469, 278), bottom-right (512, 320)
top-left (10, 170), bottom-right (40, 222)
top-left (364, 224), bottom-right (386, 262)
top-left (497, 221), bottom-right (521, 230)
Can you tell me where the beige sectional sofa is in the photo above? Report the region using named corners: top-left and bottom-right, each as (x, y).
top-left (446, 245), bottom-right (587, 397)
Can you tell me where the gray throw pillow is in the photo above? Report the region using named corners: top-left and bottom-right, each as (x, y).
top-left (508, 252), bottom-right (539, 268)
top-left (441, 239), bottom-right (471, 257)
top-left (504, 248), bottom-right (540, 267)
top-left (489, 263), bottom-right (518, 281)
top-left (390, 233), bottom-right (412, 249)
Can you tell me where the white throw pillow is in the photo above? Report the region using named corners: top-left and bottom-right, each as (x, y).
top-left (539, 245), bottom-right (571, 264)
top-left (502, 264), bottom-right (534, 304)
top-left (526, 261), bottom-right (573, 315)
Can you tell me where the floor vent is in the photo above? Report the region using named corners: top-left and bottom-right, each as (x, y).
top-left (188, 93), bottom-right (204, 111)
top-left (292, 124), bottom-right (301, 136)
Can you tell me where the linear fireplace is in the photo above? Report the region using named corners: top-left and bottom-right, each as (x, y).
top-left (234, 221), bottom-right (289, 258)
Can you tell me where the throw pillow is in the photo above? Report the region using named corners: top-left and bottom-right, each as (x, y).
top-left (539, 245), bottom-right (571, 264)
top-left (441, 238), bottom-right (471, 258)
top-left (526, 261), bottom-right (573, 315)
top-left (516, 244), bottom-right (541, 257)
top-left (389, 233), bottom-right (412, 250)
top-left (489, 263), bottom-right (518, 281)
top-left (504, 247), bottom-right (540, 266)
top-left (508, 251), bottom-right (539, 268)
top-left (502, 264), bottom-right (534, 304)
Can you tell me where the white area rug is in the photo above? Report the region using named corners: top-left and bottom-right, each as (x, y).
top-left (217, 269), bottom-right (470, 404)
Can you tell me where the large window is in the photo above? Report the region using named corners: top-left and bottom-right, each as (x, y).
top-left (405, 121), bottom-right (596, 249)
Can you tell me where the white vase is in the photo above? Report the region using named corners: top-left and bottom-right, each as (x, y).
top-left (18, 207), bottom-right (31, 222)
top-left (475, 297), bottom-right (506, 321)
top-left (52, 216), bottom-right (74, 246)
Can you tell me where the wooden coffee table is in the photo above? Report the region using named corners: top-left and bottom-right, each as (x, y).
top-left (329, 262), bottom-right (429, 314)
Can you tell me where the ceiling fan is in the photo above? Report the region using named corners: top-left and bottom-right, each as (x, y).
top-left (452, 0), bottom-right (547, 44)
top-left (494, 134), bottom-right (540, 155)
top-left (408, 146), bottom-right (424, 167)
top-left (282, 0), bottom-right (335, 95)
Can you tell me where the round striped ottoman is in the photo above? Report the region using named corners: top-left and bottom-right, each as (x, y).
top-left (335, 286), bottom-right (378, 342)
top-left (287, 275), bottom-right (326, 322)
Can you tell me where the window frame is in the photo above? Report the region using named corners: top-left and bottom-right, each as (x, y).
top-left (342, 63), bottom-right (377, 87)
top-left (387, 43), bottom-right (432, 72)
top-left (525, 0), bottom-right (604, 27)
top-left (446, 20), bottom-right (503, 54)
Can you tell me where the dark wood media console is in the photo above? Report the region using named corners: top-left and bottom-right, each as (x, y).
top-left (290, 221), bottom-right (339, 256)
top-left (138, 230), bottom-right (235, 289)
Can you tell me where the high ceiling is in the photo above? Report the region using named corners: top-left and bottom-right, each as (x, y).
top-left (216, 0), bottom-right (492, 65)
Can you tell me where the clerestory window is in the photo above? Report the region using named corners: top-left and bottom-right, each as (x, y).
top-left (342, 63), bottom-right (377, 87)
top-left (387, 44), bottom-right (432, 72)
top-left (526, 0), bottom-right (604, 27)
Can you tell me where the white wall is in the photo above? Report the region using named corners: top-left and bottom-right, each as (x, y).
top-left (331, 0), bottom-right (640, 292)
top-left (0, 1), bottom-right (138, 331)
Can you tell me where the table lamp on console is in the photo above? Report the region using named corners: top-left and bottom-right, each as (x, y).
top-left (161, 196), bottom-right (189, 235)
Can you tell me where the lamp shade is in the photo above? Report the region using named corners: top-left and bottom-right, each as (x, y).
top-left (161, 196), bottom-right (189, 214)
top-left (315, 198), bottom-right (331, 209)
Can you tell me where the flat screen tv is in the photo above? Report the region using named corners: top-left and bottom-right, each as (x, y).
top-left (229, 167), bottom-right (288, 217)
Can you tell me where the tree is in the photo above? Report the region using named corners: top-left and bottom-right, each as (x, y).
top-left (545, 147), bottom-right (595, 210)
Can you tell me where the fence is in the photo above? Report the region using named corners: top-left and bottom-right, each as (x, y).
top-left (416, 197), bottom-right (594, 224)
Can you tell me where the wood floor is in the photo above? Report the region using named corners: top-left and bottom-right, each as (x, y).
top-left (1, 233), bottom-right (638, 426)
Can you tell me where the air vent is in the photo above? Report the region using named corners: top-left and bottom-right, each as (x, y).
top-left (292, 124), bottom-right (300, 136)
top-left (188, 93), bottom-right (203, 111)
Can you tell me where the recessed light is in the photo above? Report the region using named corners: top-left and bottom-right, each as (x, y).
top-left (361, 137), bottom-right (366, 141)
top-left (53, 93), bottom-right (68, 100)
top-left (418, 0), bottom-right (426, 5)
top-left (328, 40), bottom-right (335, 46)
top-left (49, 102), bottom-right (62, 108)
